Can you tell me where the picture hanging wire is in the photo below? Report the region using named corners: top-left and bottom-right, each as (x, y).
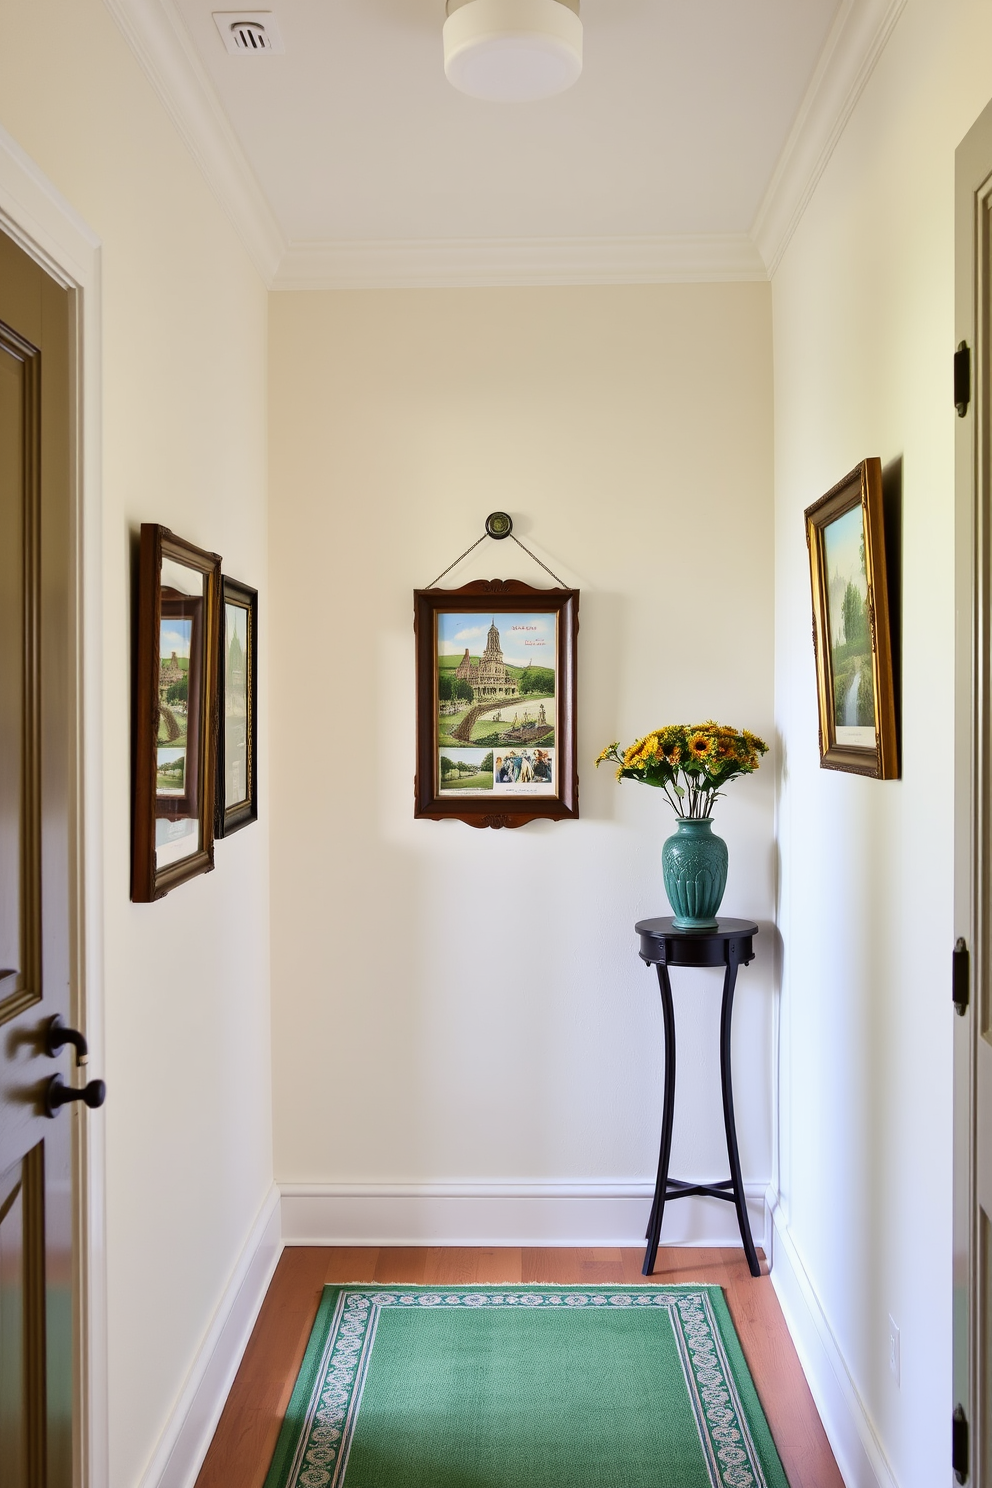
top-left (425, 513), bottom-right (568, 589)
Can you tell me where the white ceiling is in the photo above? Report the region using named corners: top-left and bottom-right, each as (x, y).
top-left (106, 0), bottom-right (906, 282)
top-left (173, 0), bottom-right (839, 243)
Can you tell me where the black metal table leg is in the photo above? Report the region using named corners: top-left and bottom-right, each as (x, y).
top-left (634, 917), bottom-right (760, 1279)
top-left (719, 951), bottom-right (761, 1277)
top-left (643, 963), bottom-right (676, 1275)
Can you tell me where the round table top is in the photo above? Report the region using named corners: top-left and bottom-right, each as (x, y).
top-left (634, 916), bottom-right (759, 940)
top-left (634, 917), bottom-right (759, 969)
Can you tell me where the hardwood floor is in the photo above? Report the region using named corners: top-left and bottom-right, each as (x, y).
top-left (194, 1246), bottom-right (843, 1488)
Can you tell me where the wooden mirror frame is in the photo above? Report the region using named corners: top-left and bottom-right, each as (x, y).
top-left (414, 578), bottom-right (579, 828)
top-left (131, 524), bottom-right (221, 900)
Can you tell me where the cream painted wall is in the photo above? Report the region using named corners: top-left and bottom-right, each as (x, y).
top-left (0, 3), bottom-right (272, 1485)
top-left (268, 287), bottom-right (776, 1207)
top-left (772, 1), bottom-right (992, 1483)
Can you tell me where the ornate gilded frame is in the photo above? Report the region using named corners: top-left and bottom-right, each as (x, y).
top-left (805, 458), bottom-right (899, 778)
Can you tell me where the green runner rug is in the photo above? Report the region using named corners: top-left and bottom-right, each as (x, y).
top-left (263, 1285), bottom-right (790, 1488)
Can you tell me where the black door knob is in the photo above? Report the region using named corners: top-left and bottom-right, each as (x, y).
top-left (44, 1073), bottom-right (106, 1118)
top-left (45, 1014), bottom-right (89, 1066)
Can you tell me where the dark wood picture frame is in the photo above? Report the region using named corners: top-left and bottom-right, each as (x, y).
top-left (805, 458), bottom-right (899, 779)
top-left (215, 576), bottom-right (258, 838)
top-left (132, 524), bottom-right (221, 901)
top-left (414, 579), bottom-right (579, 828)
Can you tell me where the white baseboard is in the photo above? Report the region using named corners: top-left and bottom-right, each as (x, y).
top-left (768, 1193), bottom-right (896, 1488)
top-left (280, 1182), bottom-right (769, 1251)
top-left (138, 1184), bottom-right (283, 1488)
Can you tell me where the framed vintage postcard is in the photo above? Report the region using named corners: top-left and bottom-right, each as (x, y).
top-left (805, 458), bottom-right (898, 778)
top-left (132, 524), bottom-right (222, 900)
top-left (414, 579), bottom-right (579, 827)
top-left (215, 577), bottom-right (258, 838)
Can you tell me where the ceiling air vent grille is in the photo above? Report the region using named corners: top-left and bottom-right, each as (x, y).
top-left (212, 11), bottom-right (285, 54)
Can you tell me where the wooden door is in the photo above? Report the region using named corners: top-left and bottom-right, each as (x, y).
top-left (0, 228), bottom-right (86, 1486)
top-left (956, 97), bottom-right (992, 1488)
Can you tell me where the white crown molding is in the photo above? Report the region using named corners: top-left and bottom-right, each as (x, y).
top-left (102, 0), bottom-right (905, 290)
top-left (101, 0), bottom-right (285, 280)
top-left (272, 233), bottom-right (768, 290)
top-left (751, 0), bottom-right (908, 277)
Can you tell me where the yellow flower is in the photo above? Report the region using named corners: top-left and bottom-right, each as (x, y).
top-left (687, 731), bottom-right (715, 759)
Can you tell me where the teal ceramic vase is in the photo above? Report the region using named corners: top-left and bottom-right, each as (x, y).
top-left (662, 817), bottom-right (728, 930)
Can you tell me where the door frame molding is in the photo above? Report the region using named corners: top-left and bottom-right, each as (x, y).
top-left (0, 123), bottom-right (107, 1488)
top-left (955, 95), bottom-right (992, 1483)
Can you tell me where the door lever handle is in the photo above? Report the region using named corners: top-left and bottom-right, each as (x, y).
top-left (45, 1014), bottom-right (89, 1066)
top-left (44, 1073), bottom-right (106, 1118)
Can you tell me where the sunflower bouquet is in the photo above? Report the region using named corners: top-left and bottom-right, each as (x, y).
top-left (596, 722), bottom-right (768, 819)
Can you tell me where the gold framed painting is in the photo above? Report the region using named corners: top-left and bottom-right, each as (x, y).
top-left (805, 457), bottom-right (898, 779)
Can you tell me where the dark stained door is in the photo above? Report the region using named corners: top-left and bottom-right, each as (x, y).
top-left (0, 227), bottom-right (76, 1487)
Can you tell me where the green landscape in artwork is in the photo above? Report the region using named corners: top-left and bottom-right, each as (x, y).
top-left (158, 617), bottom-right (192, 748)
top-left (824, 505), bottom-right (875, 730)
top-left (436, 613), bottom-right (555, 749)
top-left (435, 612), bottom-right (558, 796)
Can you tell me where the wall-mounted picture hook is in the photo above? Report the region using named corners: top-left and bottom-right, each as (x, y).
top-left (485, 512), bottom-right (513, 540)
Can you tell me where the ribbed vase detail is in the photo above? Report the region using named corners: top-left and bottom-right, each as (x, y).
top-left (662, 818), bottom-right (728, 930)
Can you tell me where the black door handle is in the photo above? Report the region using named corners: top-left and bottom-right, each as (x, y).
top-left (45, 1014), bottom-right (89, 1066)
top-left (44, 1073), bottom-right (106, 1118)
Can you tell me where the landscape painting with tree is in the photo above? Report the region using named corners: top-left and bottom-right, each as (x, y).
top-left (157, 614), bottom-right (193, 795)
top-left (414, 579), bottom-right (579, 828)
top-left (823, 503), bottom-right (874, 747)
top-left (805, 458), bottom-right (898, 779)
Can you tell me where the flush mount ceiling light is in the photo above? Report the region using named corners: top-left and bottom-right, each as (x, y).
top-left (443, 0), bottom-right (582, 102)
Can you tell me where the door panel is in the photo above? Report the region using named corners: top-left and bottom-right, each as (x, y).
top-left (0, 229), bottom-right (75, 1487)
top-left (0, 1146), bottom-right (45, 1488)
top-left (0, 321), bottom-right (41, 1025)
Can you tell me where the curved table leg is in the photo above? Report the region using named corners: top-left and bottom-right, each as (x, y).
top-left (643, 964), bottom-right (676, 1276)
top-left (720, 956), bottom-right (761, 1277)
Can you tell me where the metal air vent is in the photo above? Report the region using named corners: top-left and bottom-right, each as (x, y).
top-left (212, 11), bottom-right (285, 54)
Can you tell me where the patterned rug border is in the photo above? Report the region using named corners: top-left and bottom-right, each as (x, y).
top-left (264, 1284), bottom-right (790, 1488)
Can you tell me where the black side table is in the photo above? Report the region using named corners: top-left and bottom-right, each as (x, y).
top-left (635, 916), bottom-right (760, 1278)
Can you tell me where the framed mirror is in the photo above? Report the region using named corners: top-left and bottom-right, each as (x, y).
top-left (215, 576), bottom-right (258, 838)
top-left (132, 524), bottom-right (221, 901)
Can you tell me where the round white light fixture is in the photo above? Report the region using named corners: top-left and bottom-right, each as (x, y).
top-left (443, 0), bottom-right (583, 103)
